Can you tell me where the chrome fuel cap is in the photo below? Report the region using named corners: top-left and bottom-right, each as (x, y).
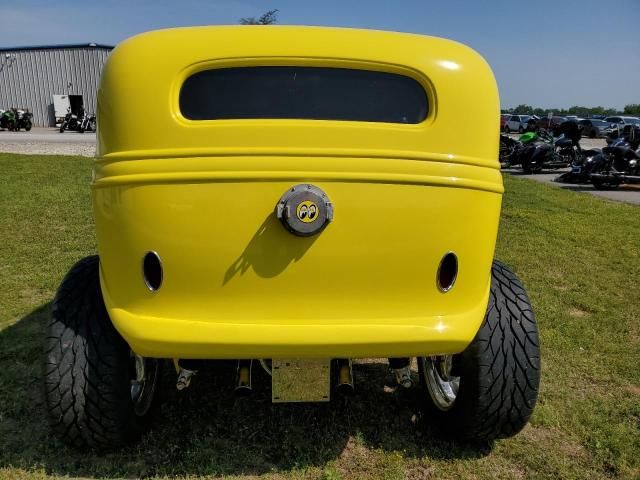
top-left (275, 184), bottom-right (333, 237)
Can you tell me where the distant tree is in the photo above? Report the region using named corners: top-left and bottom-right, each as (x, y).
top-left (512, 104), bottom-right (534, 115)
top-left (589, 106), bottom-right (606, 115)
top-left (567, 106), bottom-right (588, 116)
top-left (623, 104), bottom-right (640, 115)
top-left (239, 9), bottom-right (279, 25)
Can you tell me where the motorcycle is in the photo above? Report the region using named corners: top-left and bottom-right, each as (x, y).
top-left (59, 107), bottom-right (80, 133)
top-left (553, 121), bottom-right (601, 183)
top-left (499, 134), bottom-right (520, 167)
top-left (589, 125), bottom-right (640, 189)
top-left (520, 121), bottom-right (583, 174)
top-left (518, 130), bottom-right (572, 173)
top-left (0, 108), bottom-right (17, 131)
top-left (555, 148), bottom-right (602, 184)
top-left (79, 112), bottom-right (96, 133)
top-left (499, 131), bottom-right (539, 168)
top-left (14, 109), bottom-right (33, 131)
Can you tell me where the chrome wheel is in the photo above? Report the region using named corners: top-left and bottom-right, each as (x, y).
top-left (421, 355), bottom-right (460, 411)
top-left (130, 353), bottom-right (159, 416)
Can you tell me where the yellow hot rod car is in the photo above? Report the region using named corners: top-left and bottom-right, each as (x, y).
top-left (44, 26), bottom-right (540, 449)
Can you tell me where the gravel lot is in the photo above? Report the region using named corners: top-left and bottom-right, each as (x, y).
top-left (0, 128), bottom-right (96, 157)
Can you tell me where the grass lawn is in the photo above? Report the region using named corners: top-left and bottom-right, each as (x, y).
top-left (0, 152), bottom-right (638, 480)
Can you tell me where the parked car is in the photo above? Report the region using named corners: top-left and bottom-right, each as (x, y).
top-left (578, 119), bottom-right (615, 138)
top-left (500, 113), bottom-right (510, 131)
top-left (536, 116), bottom-right (567, 131)
top-left (604, 116), bottom-right (640, 128)
top-left (505, 114), bottom-right (531, 133)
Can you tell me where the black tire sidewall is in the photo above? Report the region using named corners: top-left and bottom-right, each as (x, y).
top-left (419, 260), bottom-right (540, 442)
top-left (43, 255), bottom-right (159, 449)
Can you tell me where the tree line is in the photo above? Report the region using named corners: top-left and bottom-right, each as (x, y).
top-left (502, 104), bottom-right (640, 117)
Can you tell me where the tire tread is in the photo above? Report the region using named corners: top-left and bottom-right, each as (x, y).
top-left (422, 260), bottom-right (540, 442)
top-left (43, 255), bottom-right (143, 449)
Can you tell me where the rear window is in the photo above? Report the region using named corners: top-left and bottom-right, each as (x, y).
top-left (179, 66), bottom-right (428, 124)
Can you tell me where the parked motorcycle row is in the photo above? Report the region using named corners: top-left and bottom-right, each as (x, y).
top-left (500, 121), bottom-right (640, 190)
top-left (0, 108), bottom-right (33, 131)
top-left (59, 107), bottom-right (96, 133)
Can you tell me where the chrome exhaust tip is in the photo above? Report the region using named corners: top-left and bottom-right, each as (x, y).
top-left (235, 359), bottom-right (253, 395)
top-left (336, 359), bottom-right (355, 394)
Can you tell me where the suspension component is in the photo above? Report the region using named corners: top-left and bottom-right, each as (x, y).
top-left (176, 367), bottom-right (197, 391)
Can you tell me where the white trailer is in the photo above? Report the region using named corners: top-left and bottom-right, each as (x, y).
top-left (52, 94), bottom-right (83, 126)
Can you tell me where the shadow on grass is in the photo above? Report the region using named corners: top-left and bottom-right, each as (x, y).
top-left (0, 303), bottom-right (490, 478)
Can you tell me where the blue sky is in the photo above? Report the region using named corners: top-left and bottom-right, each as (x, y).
top-left (2, 0), bottom-right (639, 109)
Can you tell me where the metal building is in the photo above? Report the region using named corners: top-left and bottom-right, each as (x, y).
top-left (0, 43), bottom-right (113, 127)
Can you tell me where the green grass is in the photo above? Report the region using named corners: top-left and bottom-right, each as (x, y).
top-left (0, 152), bottom-right (638, 480)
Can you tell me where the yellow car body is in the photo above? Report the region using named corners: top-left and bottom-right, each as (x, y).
top-left (93, 26), bottom-right (502, 360)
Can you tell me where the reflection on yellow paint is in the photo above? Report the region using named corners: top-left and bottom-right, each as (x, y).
top-left (439, 60), bottom-right (460, 70)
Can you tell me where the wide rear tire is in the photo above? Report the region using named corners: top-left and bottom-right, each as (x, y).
top-left (43, 255), bottom-right (160, 449)
top-left (521, 159), bottom-right (535, 174)
top-left (419, 260), bottom-right (540, 442)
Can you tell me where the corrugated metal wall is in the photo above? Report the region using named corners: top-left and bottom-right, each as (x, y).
top-left (0, 46), bottom-right (111, 127)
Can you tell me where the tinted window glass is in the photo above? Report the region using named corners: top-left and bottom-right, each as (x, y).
top-left (180, 66), bottom-right (428, 124)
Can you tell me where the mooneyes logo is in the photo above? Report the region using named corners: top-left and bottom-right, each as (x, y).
top-left (296, 201), bottom-right (318, 223)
